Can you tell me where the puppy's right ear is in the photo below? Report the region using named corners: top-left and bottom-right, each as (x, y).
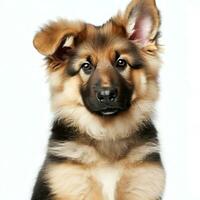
top-left (33, 19), bottom-right (84, 58)
top-left (123, 0), bottom-right (160, 50)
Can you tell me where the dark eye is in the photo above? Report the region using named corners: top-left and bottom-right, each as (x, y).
top-left (81, 62), bottom-right (93, 75)
top-left (116, 59), bottom-right (127, 71)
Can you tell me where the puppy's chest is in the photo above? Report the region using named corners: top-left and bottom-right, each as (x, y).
top-left (47, 162), bottom-right (123, 200)
top-left (47, 139), bottom-right (142, 199)
top-left (91, 165), bottom-right (122, 200)
top-left (47, 141), bottom-right (128, 200)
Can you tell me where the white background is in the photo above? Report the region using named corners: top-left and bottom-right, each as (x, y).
top-left (0, 0), bottom-right (199, 199)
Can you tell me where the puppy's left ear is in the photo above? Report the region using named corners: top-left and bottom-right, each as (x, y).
top-left (123, 0), bottom-right (160, 49)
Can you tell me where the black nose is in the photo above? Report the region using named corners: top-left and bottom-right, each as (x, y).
top-left (96, 87), bottom-right (118, 104)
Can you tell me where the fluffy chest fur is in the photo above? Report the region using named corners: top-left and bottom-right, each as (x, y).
top-left (45, 140), bottom-right (163, 200)
top-left (44, 120), bottom-right (162, 200)
top-left (93, 165), bottom-right (122, 200)
top-left (46, 162), bottom-right (123, 200)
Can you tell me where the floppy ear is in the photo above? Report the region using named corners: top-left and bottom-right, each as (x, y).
top-left (124, 0), bottom-right (160, 49)
top-left (33, 19), bottom-right (84, 58)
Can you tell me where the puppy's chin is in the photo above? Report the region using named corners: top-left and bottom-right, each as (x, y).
top-left (97, 108), bottom-right (121, 116)
top-left (87, 106), bottom-right (131, 117)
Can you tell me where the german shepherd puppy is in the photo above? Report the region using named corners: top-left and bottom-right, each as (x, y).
top-left (32, 0), bottom-right (165, 199)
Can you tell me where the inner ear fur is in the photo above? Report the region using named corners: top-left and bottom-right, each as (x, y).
top-left (114, 0), bottom-right (160, 51)
top-left (33, 19), bottom-right (85, 56)
top-left (126, 0), bottom-right (160, 40)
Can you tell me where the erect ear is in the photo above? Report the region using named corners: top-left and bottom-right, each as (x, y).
top-left (124, 0), bottom-right (160, 49)
top-left (33, 19), bottom-right (84, 58)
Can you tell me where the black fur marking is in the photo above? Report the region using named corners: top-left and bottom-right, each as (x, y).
top-left (136, 120), bottom-right (159, 143)
top-left (135, 121), bottom-right (164, 166)
top-left (115, 51), bottom-right (121, 61)
top-left (50, 119), bottom-right (77, 141)
top-left (47, 154), bottom-right (69, 163)
top-left (48, 120), bottom-right (79, 162)
top-left (144, 152), bottom-right (161, 163)
top-left (91, 33), bottom-right (109, 49)
top-left (125, 44), bottom-right (145, 69)
top-left (31, 166), bottom-right (52, 200)
top-left (52, 36), bottom-right (76, 61)
top-left (66, 52), bottom-right (80, 76)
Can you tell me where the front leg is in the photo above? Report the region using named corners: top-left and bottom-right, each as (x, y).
top-left (116, 160), bottom-right (165, 200)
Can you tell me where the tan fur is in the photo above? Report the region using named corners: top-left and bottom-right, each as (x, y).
top-left (46, 143), bottom-right (164, 200)
top-left (50, 75), bottom-right (83, 111)
top-left (48, 140), bottom-right (160, 164)
top-left (46, 163), bottom-right (103, 200)
top-left (126, 142), bottom-right (160, 163)
top-left (116, 163), bottom-right (165, 200)
top-left (48, 141), bottom-right (103, 164)
top-left (98, 66), bottom-right (112, 88)
top-left (131, 69), bottom-right (147, 98)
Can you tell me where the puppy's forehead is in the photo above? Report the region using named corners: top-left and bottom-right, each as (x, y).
top-left (86, 20), bottom-right (126, 38)
top-left (76, 22), bottom-right (136, 59)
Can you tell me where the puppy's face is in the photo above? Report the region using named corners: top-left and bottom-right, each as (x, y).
top-left (33, 0), bottom-right (161, 139)
top-left (70, 34), bottom-right (142, 116)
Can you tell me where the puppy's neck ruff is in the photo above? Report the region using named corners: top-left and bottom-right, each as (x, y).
top-left (54, 99), bottom-right (155, 141)
top-left (49, 117), bottom-right (159, 163)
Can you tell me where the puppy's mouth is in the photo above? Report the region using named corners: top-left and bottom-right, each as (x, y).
top-left (98, 108), bottom-right (120, 116)
top-left (92, 106), bottom-right (128, 116)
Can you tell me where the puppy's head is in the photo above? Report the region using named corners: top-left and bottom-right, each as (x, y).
top-left (33, 0), bottom-right (161, 140)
